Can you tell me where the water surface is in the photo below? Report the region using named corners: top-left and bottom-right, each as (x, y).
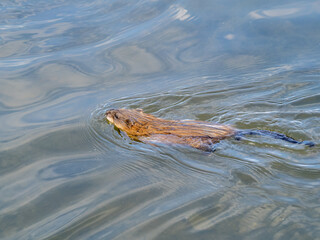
top-left (1, 0), bottom-right (320, 239)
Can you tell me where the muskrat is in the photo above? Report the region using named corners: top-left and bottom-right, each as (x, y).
top-left (106, 108), bottom-right (315, 151)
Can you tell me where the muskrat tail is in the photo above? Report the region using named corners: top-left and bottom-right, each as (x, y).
top-left (235, 130), bottom-right (315, 147)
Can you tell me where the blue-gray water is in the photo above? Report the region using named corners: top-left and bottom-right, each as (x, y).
top-left (1, 0), bottom-right (320, 239)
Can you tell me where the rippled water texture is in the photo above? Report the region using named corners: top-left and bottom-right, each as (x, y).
top-left (1, 0), bottom-right (320, 239)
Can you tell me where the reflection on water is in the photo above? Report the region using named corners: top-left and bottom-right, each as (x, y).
top-left (0, 0), bottom-right (320, 239)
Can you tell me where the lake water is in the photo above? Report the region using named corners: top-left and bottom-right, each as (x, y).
top-left (1, 0), bottom-right (320, 239)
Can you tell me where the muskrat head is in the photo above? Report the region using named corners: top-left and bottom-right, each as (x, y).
top-left (106, 108), bottom-right (144, 132)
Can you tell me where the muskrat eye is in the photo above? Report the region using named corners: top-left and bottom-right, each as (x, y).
top-left (114, 113), bottom-right (119, 119)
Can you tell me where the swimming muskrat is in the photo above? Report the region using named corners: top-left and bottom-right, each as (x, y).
top-left (106, 108), bottom-right (315, 151)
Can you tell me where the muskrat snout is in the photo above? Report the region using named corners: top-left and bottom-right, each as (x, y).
top-left (106, 109), bottom-right (116, 123)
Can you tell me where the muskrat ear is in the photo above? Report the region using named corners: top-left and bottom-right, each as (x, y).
top-left (125, 119), bottom-right (133, 127)
top-left (136, 108), bottom-right (143, 113)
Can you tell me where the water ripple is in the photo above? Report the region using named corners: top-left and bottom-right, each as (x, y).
top-left (0, 2), bottom-right (185, 69)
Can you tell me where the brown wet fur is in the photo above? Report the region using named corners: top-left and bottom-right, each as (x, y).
top-left (106, 108), bottom-right (235, 151)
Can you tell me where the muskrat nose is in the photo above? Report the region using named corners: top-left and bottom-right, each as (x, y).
top-left (106, 109), bottom-right (115, 123)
